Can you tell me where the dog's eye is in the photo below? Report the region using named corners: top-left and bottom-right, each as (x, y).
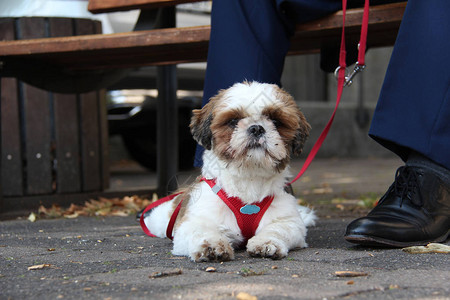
top-left (227, 118), bottom-right (240, 128)
top-left (271, 118), bottom-right (282, 128)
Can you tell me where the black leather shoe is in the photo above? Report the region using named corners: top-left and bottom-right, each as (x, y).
top-left (345, 166), bottom-right (450, 247)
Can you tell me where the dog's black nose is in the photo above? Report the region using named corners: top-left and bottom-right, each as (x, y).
top-left (248, 125), bottom-right (265, 138)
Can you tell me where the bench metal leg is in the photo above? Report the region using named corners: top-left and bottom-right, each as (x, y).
top-left (156, 65), bottom-right (178, 196)
top-left (135, 6), bottom-right (178, 196)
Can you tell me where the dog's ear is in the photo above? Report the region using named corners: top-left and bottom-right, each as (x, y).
top-left (291, 110), bottom-right (311, 156)
top-left (273, 86), bottom-right (311, 156)
top-left (190, 101), bottom-right (214, 150)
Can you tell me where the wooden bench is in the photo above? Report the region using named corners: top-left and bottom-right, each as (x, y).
top-left (0, 0), bottom-right (407, 212)
top-left (0, 2), bottom-right (406, 71)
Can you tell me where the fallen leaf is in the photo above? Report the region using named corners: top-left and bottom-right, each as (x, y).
top-left (149, 268), bottom-right (182, 279)
top-left (111, 211), bottom-right (129, 217)
top-left (64, 212), bottom-right (79, 219)
top-left (347, 280), bottom-right (355, 285)
top-left (28, 213), bottom-right (37, 222)
top-left (312, 187), bottom-right (333, 194)
top-left (335, 271), bottom-right (368, 277)
top-left (37, 195), bottom-right (152, 219)
top-left (336, 204), bottom-right (345, 211)
top-left (402, 243), bottom-right (450, 254)
top-left (239, 268), bottom-right (265, 277)
top-left (236, 292), bottom-right (258, 300)
top-left (389, 284), bottom-right (400, 289)
top-left (205, 267), bottom-right (216, 272)
top-left (28, 264), bottom-right (54, 271)
top-left (47, 248), bottom-right (56, 252)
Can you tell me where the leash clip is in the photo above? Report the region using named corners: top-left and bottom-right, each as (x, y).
top-left (334, 63), bottom-right (366, 87)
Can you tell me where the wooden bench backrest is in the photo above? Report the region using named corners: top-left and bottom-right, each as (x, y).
top-left (88, 0), bottom-right (205, 14)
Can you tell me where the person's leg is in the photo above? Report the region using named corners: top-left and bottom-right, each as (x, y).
top-left (194, 0), bottom-right (403, 167)
top-left (345, 0), bottom-right (450, 246)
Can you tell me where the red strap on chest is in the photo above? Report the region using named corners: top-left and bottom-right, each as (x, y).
top-left (201, 178), bottom-right (274, 242)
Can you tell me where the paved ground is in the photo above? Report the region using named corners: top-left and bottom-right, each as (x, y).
top-left (1, 158), bottom-right (449, 300)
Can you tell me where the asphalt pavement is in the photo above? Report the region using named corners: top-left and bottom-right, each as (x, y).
top-left (1, 158), bottom-right (449, 300)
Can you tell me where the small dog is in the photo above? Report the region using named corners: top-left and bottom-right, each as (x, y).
top-left (144, 81), bottom-right (316, 262)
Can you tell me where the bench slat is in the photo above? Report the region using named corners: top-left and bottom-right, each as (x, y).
top-left (18, 18), bottom-right (54, 195)
top-left (0, 2), bottom-right (406, 74)
top-left (50, 19), bottom-right (82, 193)
top-left (80, 91), bottom-right (104, 192)
top-left (0, 19), bottom-right (24, 197)
top-left (1, 77), bottom-right (23, 196)
top-left (88, 0), bottom-right (205, 14)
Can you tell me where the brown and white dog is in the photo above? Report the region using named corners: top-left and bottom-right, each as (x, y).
top-left (144, 81), bottom-right (315, 262)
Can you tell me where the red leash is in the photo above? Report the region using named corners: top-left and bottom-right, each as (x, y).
top-left (290, 0), bottom-right (369, 184)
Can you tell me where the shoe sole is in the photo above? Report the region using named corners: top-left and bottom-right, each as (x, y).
top-left (345, 229), bottom-right (450, 248)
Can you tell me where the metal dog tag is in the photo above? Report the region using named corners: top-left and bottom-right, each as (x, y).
top-left (240, 205), bottom-right (260, 215)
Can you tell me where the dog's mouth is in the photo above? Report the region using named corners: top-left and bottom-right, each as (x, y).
top-left (246, 137), bottom-right (266, 149)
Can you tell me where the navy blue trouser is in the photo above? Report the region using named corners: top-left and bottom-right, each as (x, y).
top-left (194, 0), bottom-right (450, 170)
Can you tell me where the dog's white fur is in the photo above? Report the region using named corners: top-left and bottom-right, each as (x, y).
top-left (144, 81), bottom-right (316, 262)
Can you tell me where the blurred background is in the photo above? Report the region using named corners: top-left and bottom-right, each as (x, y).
top-left (1, 0), bottom-right (396, 196)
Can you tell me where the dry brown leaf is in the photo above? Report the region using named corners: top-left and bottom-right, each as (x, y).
top-left (65, 203), bottom-right (79, 214)
top-left (28, 213), bottom-right (37, 222)
top-left (38, 195), bottom-right (152, 219)
top-left (28, 264), bottom-right (54, 270)
top-left (149, 268), bottom-right (182, 279)
top-left (64, 212), bottom-right (79, 219)
top-left (402, 243), bottom-right (450, 254)
top-left (110, 211), bottom-right (130, 217)
top-left (336, 204), bottom-right (345, 211)
top-left (38, 204), bottom-right (63, 218)
top-left (335, 271), bottom-right (368, 277)
top-left (236, 292), bottom-right (258, 300)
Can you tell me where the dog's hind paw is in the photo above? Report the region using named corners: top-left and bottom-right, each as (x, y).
top-left (246, 239), bottom-right (288, 260)
top-left (191, 240), bottom-right (235, 262)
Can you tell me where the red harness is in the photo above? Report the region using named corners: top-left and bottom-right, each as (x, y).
top-left (140, 177), bottom-right (274, 243)
top-left (201, 178), bottom-right (274, 242)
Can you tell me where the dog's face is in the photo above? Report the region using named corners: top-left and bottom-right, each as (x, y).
top-left (191, 81), bottom-right (310, 172)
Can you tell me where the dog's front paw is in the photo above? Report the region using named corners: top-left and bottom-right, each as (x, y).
top-left (247, 238), bottom-right (288, 260)
top-left (191, 240), bottom-right (234, 262)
